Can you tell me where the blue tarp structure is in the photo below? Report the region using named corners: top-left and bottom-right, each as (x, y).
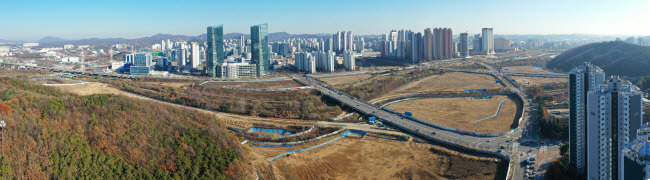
top-left (250, 128), bottom-right (294, 135)
top-left (348, 130), bottom-right (367, 138)
top-left (464, 89), bottom-right (488, 93)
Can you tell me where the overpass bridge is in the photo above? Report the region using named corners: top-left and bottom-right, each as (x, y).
top-left (502, 72), bottom-right (568, 78)
top-left (294, 75), bottom-right (518, 153)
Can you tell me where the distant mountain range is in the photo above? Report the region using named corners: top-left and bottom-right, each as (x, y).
top-left (14, 32), bottom-right (335, 47)
top-left (0, 39), bottom-right (26, 44)
top-left (547, 41), bottom-right (650, 77)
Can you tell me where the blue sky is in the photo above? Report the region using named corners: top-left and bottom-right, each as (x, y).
top-left (1, 0), bottom-right (649, 41)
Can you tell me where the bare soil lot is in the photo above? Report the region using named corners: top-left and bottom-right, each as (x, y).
top-left (203, 80), bottom-right (304, 88)
top-left (511, 77), bottom-right (567, 87)
top-left (319, 73), bottom-right (372, 86)
top-left (501, 66), bottom-right (559, 74)
top-left (388, 96), bottom-right (519, 134)
top-left (251, 137), bottom-right (504, 179)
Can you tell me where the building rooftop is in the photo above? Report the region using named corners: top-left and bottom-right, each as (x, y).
top-left (623, 123), bottom-right (650, 165)
top-left (570, 62), bottom-right (604, 74)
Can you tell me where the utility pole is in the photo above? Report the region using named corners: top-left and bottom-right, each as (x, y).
top-left (0, 120), bottom-right (5, 158)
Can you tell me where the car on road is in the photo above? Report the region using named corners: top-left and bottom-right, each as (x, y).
top-left (486, 140), bottom-right (491, 142)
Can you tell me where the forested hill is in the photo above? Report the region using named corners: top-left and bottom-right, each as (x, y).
top-left (547, 41), bottom-right (650, 77)
top-left (0, 77), bottom-right (247, 179)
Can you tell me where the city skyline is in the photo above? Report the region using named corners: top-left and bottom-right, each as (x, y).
top-left (2, 0), bottom-right (650, 41)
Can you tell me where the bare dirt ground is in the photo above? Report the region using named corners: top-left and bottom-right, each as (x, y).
top-left (511, 77), bottom-right (567, 87)
top-left (319, 73), bottom-right (373, 86)
top-left (54, 82), bottom-right (126, 96)
top-left (501, 66), bottom-right (558, 74)
top-left (143, 81), bottom-right (193, 88)
top-left (251, 137), bottom-right (503, 180)
top-left (203, 80), bottom-right (303, 88)
top-left (388, 96), bottom-right (518, 134)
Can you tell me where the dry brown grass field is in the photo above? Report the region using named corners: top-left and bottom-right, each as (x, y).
top-left (250, 136), bottom-right (504, 179)
top-left (319, 73), bottom-right (373, 86)
top-left (370, 72), bottom-right (503, 101)
top-left (202, 80), bottom-right (304, 88)
top-left (388, 96), bottom-right (518, 134)
top-left (511, 77), bottom-right (567, 87)
top-left (400, 72), bottom-right (502, 93)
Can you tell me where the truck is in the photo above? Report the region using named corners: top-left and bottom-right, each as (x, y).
top-left (368, 117), bottom-right (376, 124)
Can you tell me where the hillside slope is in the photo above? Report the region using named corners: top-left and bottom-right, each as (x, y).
top-left (547, 41), bottom-right (650, 77)
top-left (0, 78), bottom-right (247, 179)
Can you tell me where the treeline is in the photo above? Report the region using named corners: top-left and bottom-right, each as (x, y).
top-left (0, 77), bottom-right (247, 179)
top-left (527, 86), bottom-right (568, 139)
top-left (489, 56), bottom-right (552, 68)
top-left (92, 78), bottom-right (345, 121)
top-left (341, 69), bottom-right (446, 100)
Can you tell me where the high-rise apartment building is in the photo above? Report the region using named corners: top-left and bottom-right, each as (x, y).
top-left (424, 28), bottom-right (433, 60)
top-left (481, 28), bottom-right (494, 54)
top-left (585, 77), bottom-right (643, 179)
top-left (190, 42), bottom-right (200, 69)
top-left (472, 34), bottom-right (482, 52)
top-left (459, 33), bottom-right (469, 58)
top-left (295, 52), bottom-right (315, 73)
top-left (239, 35), bottom-right (245, 53)
top-left (346, 31), bottom-right (353, 52)
top-left (495, 37), bottom-right (511, 51)
top-left (251, 23), bottom-right (270, 77)
top-left (411, 32), bottom-right (422, 63)
top-left (315, 51), bottom-right (335, 72)
top-left (343, 50), bottom-right (355, 71)
top-left (443, 28), bottom-right (452, 59)
top-left (569, 63), bottom-right (606, 176)
top-left (207, 25), bottom-right (224, 77)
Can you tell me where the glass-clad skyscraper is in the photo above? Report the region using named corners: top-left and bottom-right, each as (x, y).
top-left (207, 25), bottom-right (224, 77)
top-left (130, 53), bottom-right (152, 75)
top-left (251, 23), bottom-right (269, 77)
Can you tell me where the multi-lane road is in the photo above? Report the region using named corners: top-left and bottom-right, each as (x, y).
top-left (294, 59), bottom-right (562, 180)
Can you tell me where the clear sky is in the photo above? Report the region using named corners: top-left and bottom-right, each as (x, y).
top-left (1, 0), bottom-right (649, 41)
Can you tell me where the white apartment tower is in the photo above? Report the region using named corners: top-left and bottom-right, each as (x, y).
top-left (190, 42), bottom-right (200, 68)
top-left (569, 63), bottom-right (606, 176)
top-left (315, 51), bottom-right (335, 73)
top-left (295, 52), bottom-right (315, 73)
top-left (343, 51), bottom-right (355, 71)
top-left (481, 28), bottom-right (494, 55)
top-left (586, 77), bottom-right (643, 180)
